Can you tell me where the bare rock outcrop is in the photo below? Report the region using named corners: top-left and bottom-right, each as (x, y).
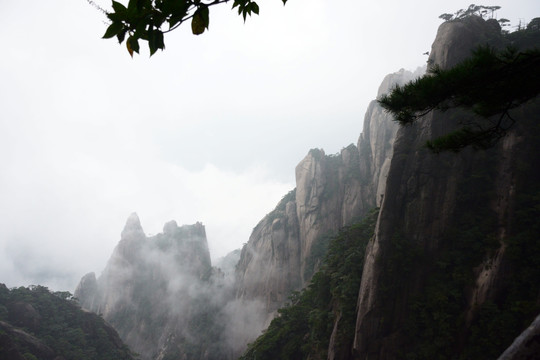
top-left (235, 194), bottom-right (301, 316)
top-left (428, 16), bottom-right (503, 69)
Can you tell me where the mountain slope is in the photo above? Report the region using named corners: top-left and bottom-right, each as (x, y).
top-left (0, 284), bottom-right (134, 360)
top-left (238, 209), bottom-right (379, 360)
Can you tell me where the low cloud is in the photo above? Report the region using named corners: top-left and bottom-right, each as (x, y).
top-left (0, 147), bottom-right (291, 291)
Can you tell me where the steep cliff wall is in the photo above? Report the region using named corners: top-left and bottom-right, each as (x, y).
top-left (353, 16), bottom-right (540, 359)
top-left (235, 191), bottom-right (302, 316)
top-left (235, 70), bottom-right (413, 319)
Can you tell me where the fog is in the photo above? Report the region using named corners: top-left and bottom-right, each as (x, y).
top-left (0, 0), bottom-right (537, 292)
top-left (74, 214), bottom-right (270, 358)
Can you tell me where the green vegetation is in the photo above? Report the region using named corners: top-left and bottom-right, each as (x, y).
top-left (92, 0), bottom-right (287, 57)
top-left (239, 208), bottom-right (379, 360)
top-left (379, 17), bottom-right (540, 153)
top-left (438, 4), bottom-right (503, 24)
top-left (303, 231), bottom-right (332, 280)
top-left (0, 284), bottom-right (135, 360)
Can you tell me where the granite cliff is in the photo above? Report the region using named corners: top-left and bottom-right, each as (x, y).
top-left (75, 214), bottom-right (232, 360)
top-left (235, 15), bottom-right (539, 360)
top-left (234, 66), bottom-right (421, 320)
top-left (353, 16), bottom-right (540, 359)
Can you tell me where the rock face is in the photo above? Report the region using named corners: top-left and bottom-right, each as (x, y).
top-left (75, 215), bottom-right (224, 360)
top-left (214, 249), bottom-right (241, 276)
top-left (428, 16), bottom-right (503, 69)
top-left (235, 191), bottom-right (301, 318)
top-left (353, 16), bottom-right (540, 359)
top-left (235, 66), bottom-right (415, 321)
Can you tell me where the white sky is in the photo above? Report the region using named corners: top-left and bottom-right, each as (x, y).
top-left (0, 0), bottom-right (537, 291)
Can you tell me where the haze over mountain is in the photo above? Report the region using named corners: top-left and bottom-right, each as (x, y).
top-left (74, 12), bottom-right (540, 360)
top-left (75, 62), bottom-right (421, 358)
top-left (1, 1), bottom-right (539, 360)
top-left (2, 0), bottom-right (538, 293)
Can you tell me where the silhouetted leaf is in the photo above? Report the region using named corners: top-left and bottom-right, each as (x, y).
top-left (191, 6), bottom-right (209, 35)
top-left (116, 28), bottom-right (127, 44)
top-left (148, 29), bottom-right (164, 56)
top-left (126, 36), bottom-right (140, 57)
top-left (112, 0), bottom-right (127, 15)
top-left (103, 21), bottom-right (123, 39)
top-left (251, 2), bottom-right (259, 15)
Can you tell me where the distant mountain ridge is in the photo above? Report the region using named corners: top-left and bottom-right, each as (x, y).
top-left (76, 214), bottom-right (236, 360)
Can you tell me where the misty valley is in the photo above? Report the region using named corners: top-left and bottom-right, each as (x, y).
top-left (2, 9), bottom-right (540, 360)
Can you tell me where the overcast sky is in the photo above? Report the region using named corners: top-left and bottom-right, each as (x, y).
top-left (0, 0), bottom-right (537, 292)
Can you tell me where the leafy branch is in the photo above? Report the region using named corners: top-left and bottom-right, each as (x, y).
top-left (98, 0), bottom-right (288, 57)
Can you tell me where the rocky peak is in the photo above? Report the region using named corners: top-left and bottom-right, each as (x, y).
top-left (74, 272), bottom-right (98, 311)
top-left (76, 215), bottom-right (217, 360)
top-left (152, 221), bottom-right (212, 278)
top-left (376, 67), bottom-right (424, 98)
top-left (121, 212), bottom-right (145, 240)
top-left (428, 15), bottom-right (503, 69)
top-left (162, 219), bottom-right (178, 235)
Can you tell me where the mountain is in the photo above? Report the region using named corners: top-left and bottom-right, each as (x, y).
top-left (353, 16), bottom-right (540, 359)
top-left (0, 283), bottom-right (134, 360)
top-left (75, 62), bottom-right (417, 360)
top-left (75, 14), bottom-right (540, 360)
top-left (74, 62), bottom-right (412, 359)
top-left (239, 209), bottom-right (380, 360)
top-left (75, 215), bottom-right (234, 360)
top-left (234, 65), bottom-right (420, 320)
top-left (233, 15), bottom-right (540, 360)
